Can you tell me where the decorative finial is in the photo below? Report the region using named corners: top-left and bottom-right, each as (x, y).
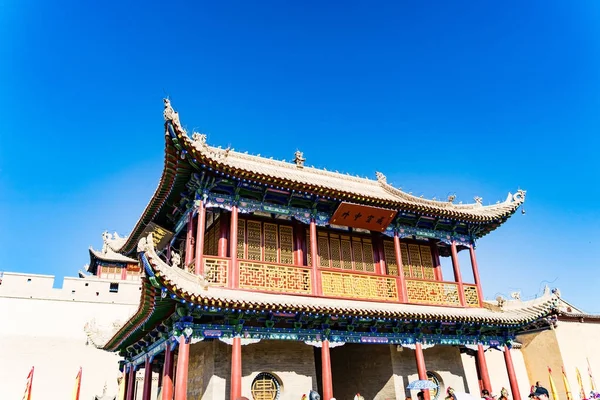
top-left (375, 171), bottom-right (387, 183)
top-left (191, 132), bottom-right (207, 148)
top-left (294, 150), bottom-right (306, 168)
top-left (510, 291), bottom-right (521, 300)
top-left (474, 196), bottom-right (483, 205)
top-left (447, 194), bottom-right (456, 203)
top-left (163, 98), bottom-right (182, 131)
top-left (171, 251), bottom-right (181, 269)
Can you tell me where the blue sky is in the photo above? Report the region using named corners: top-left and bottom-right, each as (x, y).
top-left (1, 1), bottom-right (599, 310)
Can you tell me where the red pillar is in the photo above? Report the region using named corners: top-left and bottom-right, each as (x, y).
top-left (373, 235), bottom-right (386, 275)
top-left (477, 344), bottom-right (492, 393)
top-left (414, 343), bottom-right (431, 400)
top-left (231, 337), bottom-right (242, 400)
top-left (161, 344), bottom-right (175, 400)
top-left (450, 242), bottom-right (466, 306)
top-left (431, 243), bottom-right (443, 281)
top-left (321, 340), bottom-right (334, 400)
top-left (469, 244), bottom-right (484, 306)
top-left (293, 221), bottom-right (305, 266)
top-left (173, 336), bottom-right (189, 400)
top-left (194, 201), bottom-right (207, 275)
top-left (184, 211), bottom-right (195, 267)
top-left (504, 345), bottom-right (521, 400)
top-left (142, 357), bottom-right (152, 400)
top-left (229, 206), bottom-right (239, 289)
top-left (126, 365), bottom-right (136, 400)
top-left (218, 212), bottom-right (230, 257)
top-left (393, 232), bottom-right (408, 302)
top-left (309, 218), bottom-right (322, 296)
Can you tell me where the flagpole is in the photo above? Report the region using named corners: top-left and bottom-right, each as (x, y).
top-left (589, 359), bottom-right (596, 392)
top-left (22, 366), bottom-right (34, 400)
top-left (563, 366), bottom-right (574, 400)
top-left (549, 367), bottom-right (560, 400)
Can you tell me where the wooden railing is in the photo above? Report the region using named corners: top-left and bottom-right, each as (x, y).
top-left (320, 269), bottom-right (398, 301)
top-left (182, 256), bottom-right (481, 307)
top-left (405, 279), bottom-right (461, 306)
top-left (238, 260), bottom-right (312, 295)
top-left (463, 284), bottom-right (480, 307)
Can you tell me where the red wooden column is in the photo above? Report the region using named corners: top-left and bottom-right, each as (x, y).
top-left (469, 244), bottom-right (484, 306)
top-left (393, 232), bottom-right (408, 302)
top-left (184, 211), bottom-right (195, 267)
top-left (373, 235), bottom-right (386, 275)
top-left (229, 206), bottom-right (239, 289)
top-left (450, 241), bottom-right (467, 306)
top-left (231, 337), bottom-right (242, 400)
top-left (161, 343), bottom-right (175, 400)
top-left (477, 344), bottom-right (492, 393)
top-left (322, 340), bottom-right (334, 400)
top-left (173, 336), bottom-right (190, 400)
top-left (293, 221), bottom-right (305, 266)
top-left (431, 242), bottom-right (443, 281)
top-left (504, 345), bottom-right (521, 400)
top-left (218, 212), bottom-right (230, 257)
top-left (309, 218), bottom-right (322, 296)
top-left (194, 201), bottom-right (207, 275)
top-left (414, 343), bottom-right (431, 400)
top-left (142, 356), bottom-right (153, 400)
top-left (126, 365), bottom-right (136, 400)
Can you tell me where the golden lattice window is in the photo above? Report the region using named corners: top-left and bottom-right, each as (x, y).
top-left (238, 219), bottom-right (295, 265)
top-left (251, 372), bottom-right (281, 400)
top-left (399, 241), bottom-right (437, 281)
top-left (316, 232), bottom-right (375, 273)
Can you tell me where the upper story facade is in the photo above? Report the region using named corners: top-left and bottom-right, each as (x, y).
top-left (97, 99), bottom-right (526, 311)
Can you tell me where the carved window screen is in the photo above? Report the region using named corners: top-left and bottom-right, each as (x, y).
top-left (399, 241), bottom-right (437, 281)
top-left (238, 219), bottom-right (295, 265)
top-left (382, 240), bottom-right (398, 276)
top-left (316, 232), bottom-right (376, 273)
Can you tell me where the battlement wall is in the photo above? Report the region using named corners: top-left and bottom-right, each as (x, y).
top-left (0, 271), bottom-right (141, 304)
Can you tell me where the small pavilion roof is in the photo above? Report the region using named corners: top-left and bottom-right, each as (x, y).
top-left (109, 100), bottom-right (526, 255)
top-left (97, 234), bottom-right (558, 352)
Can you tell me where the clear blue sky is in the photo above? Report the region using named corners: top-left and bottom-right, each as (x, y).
top-left (1, 1), bottom-right (598, 311)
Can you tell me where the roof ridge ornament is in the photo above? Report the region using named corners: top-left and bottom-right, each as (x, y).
top-left (294, 150), bottom-right (306, 168)
top-left (163, 98), bottom-right (184, 133)
top-left (375, 171), bottom-right (387, 184)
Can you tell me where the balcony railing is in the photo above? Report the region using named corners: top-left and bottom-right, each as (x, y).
top-left (238, 260), bottom-right (312, 295)
top-left (179, 256), bottom-right (481, 307)
top-left (405, 279), bottom-right (461, 306)
top-left (463, 284), bottom-right (480, 307)
top-left (320, 270), bottom-right (398, 301)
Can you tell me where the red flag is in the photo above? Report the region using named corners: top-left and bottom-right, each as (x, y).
top-left (72, 367), bottom-right (82, 400)
top-left (22, 366), bottom-right (34, 400)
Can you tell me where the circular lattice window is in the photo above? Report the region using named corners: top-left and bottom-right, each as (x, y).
top-left (427, 371), bottom-right (442, 400)
top-left (251, 372), bottom-right (281, 400)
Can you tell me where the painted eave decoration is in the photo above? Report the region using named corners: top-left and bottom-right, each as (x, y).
top-left (107, 99), bottom-right (527, 256)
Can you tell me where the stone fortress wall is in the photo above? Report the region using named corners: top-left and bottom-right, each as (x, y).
top-left (0, 271), bottom-right (141, 400)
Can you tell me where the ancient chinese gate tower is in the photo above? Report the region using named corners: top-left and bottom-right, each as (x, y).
top-left (93, 100), bottom-right (558, 400)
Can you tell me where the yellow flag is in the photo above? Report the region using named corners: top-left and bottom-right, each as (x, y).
top-left (117, 371), bottom-right (126, 400)
top-left (72, 367), bottom-right (82, 400)
top-left (576, 368), bottom-right (586, 400)
top-left (549, 368), bottom-right (560, 400)
top-left (562, 367), bottom-right (573, 400)
top-left (22, 366), bottom-right (34, 400)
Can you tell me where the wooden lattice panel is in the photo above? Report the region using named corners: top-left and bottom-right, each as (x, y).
top-left (247, 220), bottom-right (262, 261)
top-left (420, 245), bottom-right (435, 280)
top-left (279, 225), bottom-right (294, 265)
top-left (318, 234), bottom-right (330, 268)
top-left (463, 285), bottom-right (480, 307)
top-left (383, 240), bottom-right (398, 276)
top-left (263, 223), bottom-right (278, 263)
top-left (400, 243), bottom-right (411, 277)
top-left (405, 279), bottom-right (460, 306)
top-left (352, 238), bottom-right (364, 271)
top-left (306, 229), bottom-right (311, 266)
top-left (329, 236), bottom-right (342, 268)
top-left (238, 261), bottom-right (311, 294)
top-left (362, 241), bottom-right (375, 272)
top-left (408, 244), bottom-right (423, 279)
top-left (203, 257), bottom-right (228, 286)
top-left (321, 271), bottom-right (398, 301)
top-left (340, 238), bottom-right (353, 270)
top-left (237, 220), bottom-right (245, 259)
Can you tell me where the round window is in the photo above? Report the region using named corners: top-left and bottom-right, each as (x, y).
top-left (251, 372), bottom-right (281, 400)
top-left (427, 371), bottom-right (441, 400)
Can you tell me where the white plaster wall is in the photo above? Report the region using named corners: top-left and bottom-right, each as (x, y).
top-left (460, 352), bottom-right (481, 395)
top-left (0, 272), bottom-right (139, 400)
top-left (554, 321), bottom-right (600, 399)
top-left (512, 349), bottom-right (533, 399)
